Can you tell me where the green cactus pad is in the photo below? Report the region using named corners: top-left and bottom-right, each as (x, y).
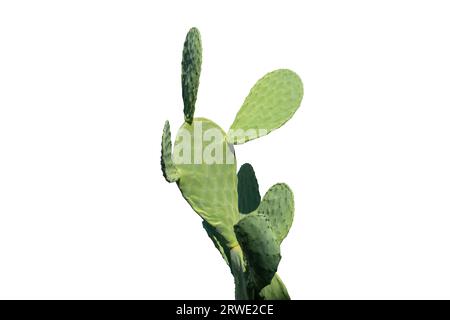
top-left (182, 27), bottom-right (202, 124)
top-left (258, 183), bottom-right (294, 243)
top-left (174, 118), bottom-right (240, 248)
top-left (237, 163), bottom-right (261, 214)
top-left (234, 214), bottom-right (281, 291)
top-left (228, 69), bottom-right (303, 144)
top-left (161, 120), bottom-right (179, 183)
top-left (258, 273), bottom-right (290, 300)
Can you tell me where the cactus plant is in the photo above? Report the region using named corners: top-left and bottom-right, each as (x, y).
top-left (160, 27), bottom-right (303, 300)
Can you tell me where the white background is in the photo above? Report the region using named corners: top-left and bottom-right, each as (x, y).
top-left (1, 1), bottom-right (450, 299)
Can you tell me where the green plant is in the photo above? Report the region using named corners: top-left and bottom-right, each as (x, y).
top-left (160, 27), bottom-right (303, 300)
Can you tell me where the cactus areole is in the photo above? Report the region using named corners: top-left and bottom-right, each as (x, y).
top-left (160, 27), bottom-right (303, 300)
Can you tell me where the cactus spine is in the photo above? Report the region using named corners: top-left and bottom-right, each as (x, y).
top-left (161, 27), bottom-right (303, 300)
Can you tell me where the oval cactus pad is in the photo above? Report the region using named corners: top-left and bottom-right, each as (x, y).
top-left (234, 214), bottom-right (281, 291)
top-left (237, 163), bottom-right (261, 214)
top-left (228, 69), bottom-right (303, 144)
top-left (182, 27), bottom-right (202, 124)
top-left (258, 183), bottom-right (295, 244)
top-left (174, 118), bottom-right (240, 248)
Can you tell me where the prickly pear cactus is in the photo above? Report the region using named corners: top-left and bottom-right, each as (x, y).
top-left (160, 27), bottom-right (303, 300)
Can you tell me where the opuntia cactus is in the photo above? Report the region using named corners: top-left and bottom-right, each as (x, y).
top-left (160, 27), bottom-right (303, 300)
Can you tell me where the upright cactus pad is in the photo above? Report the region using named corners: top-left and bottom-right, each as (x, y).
top-left (237, 163), bottom-right (261, 214)
top-left (160, 27), bottom-right (304, 300)
top-left (173, 118), bottom-right (240, 248)
top-left (234, 214), bottom-right (281, 291)
top-left (182, 27), bottom-right (202, 124)
top-left (160, 120), bottom-right (179, 183)
top-left (258, 183), bottom-right (295, 244)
